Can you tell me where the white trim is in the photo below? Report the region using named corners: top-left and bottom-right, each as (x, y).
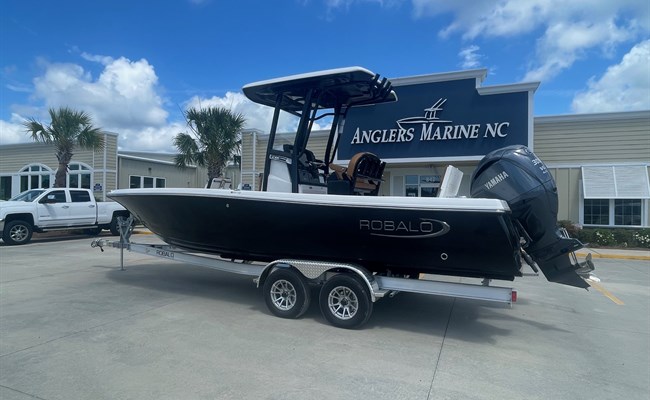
top-left (242, 66), bottom-right (373, 89)
top-left (547, 162), bottom-right (650, 169)
top-left (391, 69), bottom-right (487, 86)
top-left (110, 187), bottom-right (510, 212)
top-left (528, 90), bottom-right (535, 151)
top-left (118, 154), bottom-right (197, 168)
top-left (535, 110), bottom-right (650, 124)
top-left (477, 82), bottom-right (540, 95)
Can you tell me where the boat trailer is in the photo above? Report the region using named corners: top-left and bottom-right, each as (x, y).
top-left (91, 217), bottom-right (516, 329)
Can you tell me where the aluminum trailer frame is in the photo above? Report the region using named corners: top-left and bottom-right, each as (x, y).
top-left (91, 218), bottom-right (516, 328)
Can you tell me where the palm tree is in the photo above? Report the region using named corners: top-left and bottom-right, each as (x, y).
top-left (174, 106), bottom-right (246, 188)
top-left (24, 107), bottom-right (104, 188)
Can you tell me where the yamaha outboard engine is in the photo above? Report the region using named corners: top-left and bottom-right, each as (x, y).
top-left (470, 145), bottom-right (593, 288)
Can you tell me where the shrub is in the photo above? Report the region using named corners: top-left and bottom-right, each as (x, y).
top-left (566, 224), bottom-right (650, 249)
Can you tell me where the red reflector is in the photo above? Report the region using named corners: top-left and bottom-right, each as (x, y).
top-left (511, 291), bottom-right (518, 302)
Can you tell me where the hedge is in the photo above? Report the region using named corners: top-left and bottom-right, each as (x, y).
top-left (558, 220), bottom-right (650, 249)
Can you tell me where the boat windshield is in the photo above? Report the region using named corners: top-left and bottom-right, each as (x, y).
top-left (9, 189), bottom-right (46, 202)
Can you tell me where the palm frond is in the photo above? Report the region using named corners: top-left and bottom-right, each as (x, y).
top-left (175, 106), bottom-right (247, 175)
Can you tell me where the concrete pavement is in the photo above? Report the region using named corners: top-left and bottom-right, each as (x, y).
top-left (0, 233), bottom-right (648, 400)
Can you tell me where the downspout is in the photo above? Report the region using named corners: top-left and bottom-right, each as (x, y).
top-left (252, 130), bottom-right (257, 190)
top-left (103, 132), bottom-right (108, 201)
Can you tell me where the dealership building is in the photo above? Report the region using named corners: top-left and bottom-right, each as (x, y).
top-left (1, 69), bottom-right (648, 228)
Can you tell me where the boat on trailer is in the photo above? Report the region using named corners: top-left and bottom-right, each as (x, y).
top-left (106, 66), bottom-right (596, 328)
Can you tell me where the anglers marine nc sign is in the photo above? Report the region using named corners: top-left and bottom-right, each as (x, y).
top-left (338, 73), bottom-right (537, 161)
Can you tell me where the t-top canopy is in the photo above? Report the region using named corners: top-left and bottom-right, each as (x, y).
top-left (242, 66), bottom-right (397, 112)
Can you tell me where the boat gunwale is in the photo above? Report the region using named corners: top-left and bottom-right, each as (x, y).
top-left (108, 188), bottom-right (511, 213)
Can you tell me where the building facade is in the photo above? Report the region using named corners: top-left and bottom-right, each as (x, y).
top-left (0, 132), bottom-right (119, 201)
top-left (2, 70), bottom-right (648, 228)
top-left (239, 69), bottom-right (650, 228)
top-left (0, 133), bottom-right (241, 200)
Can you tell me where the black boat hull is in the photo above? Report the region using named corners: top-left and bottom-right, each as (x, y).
top-left (110, 190), bottom-right (522, 281)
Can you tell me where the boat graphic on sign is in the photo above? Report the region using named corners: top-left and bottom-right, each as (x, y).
top-left (396, 98), bottom-right (451, 130)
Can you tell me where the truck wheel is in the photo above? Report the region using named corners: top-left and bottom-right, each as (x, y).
top-left (263, 268), bottom-right (311, 319)
top-left (319, 274), bottom-right (373, 329)
top-left (109, 215), bottom-right (129, 236)
top-left (3, 220), bottom-right (33, 245)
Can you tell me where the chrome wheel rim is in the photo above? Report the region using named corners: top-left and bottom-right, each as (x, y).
top-left (269, 279), bottom-right (297, 311)
top-left (327, 286), bottom-right (358, 320)
top-left (10, 225), bottom-right (28, 242)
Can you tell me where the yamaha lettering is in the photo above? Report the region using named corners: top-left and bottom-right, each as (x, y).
top-left (338, 77), bottom-right (532, 160)
top-left (484, 171), bottom-right (509, 190)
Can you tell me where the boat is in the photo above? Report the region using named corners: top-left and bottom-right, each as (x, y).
top-left (108, 66), bottom-right (594, 289)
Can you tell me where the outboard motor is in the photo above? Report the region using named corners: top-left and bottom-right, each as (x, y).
top-left (470, 145), bottom-right (593, 288)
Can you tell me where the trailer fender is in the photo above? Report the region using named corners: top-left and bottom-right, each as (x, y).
top-left (257, 259), bottom-right (382, 302)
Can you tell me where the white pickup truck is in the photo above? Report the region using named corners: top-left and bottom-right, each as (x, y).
top-left (0, 188), bottom-right (130, 245)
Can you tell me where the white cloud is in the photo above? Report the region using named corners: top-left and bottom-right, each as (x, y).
top-left (183, 92), bottom-right (322, 135)
top-left (118, 122), bottom-right (187, 153)
top-left (2, 54), bottom-right (179, 150)
top-left (31, 55), bottom-right (168, 131)
top-left (571, 40), bottom-right (650, 113)
top-left (458, 45), bottom-right (482, 69)
top-left (2, 52), bottom-right (305, 153)
top-left (0, 114), bottom-right (27, 145)
top-left (412, 0), bottom-right (649, 82)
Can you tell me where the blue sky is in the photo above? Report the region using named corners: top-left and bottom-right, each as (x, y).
top-left (1, 0), bottom-right (649, 152)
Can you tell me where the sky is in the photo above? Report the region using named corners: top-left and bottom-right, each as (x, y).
top-left (1, 0), bottom-right (649, 153)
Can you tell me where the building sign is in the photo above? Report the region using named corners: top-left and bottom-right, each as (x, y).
top-left (337, 72), bottom-right (537, 161)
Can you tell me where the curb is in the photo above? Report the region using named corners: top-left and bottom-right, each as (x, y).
top-left (575, 251), bottom-right (650, 261)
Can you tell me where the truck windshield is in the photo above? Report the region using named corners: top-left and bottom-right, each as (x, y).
top-left (9, 189), bottom-right (46, 202)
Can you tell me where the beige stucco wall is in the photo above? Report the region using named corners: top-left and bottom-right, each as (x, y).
top-left (535, 111), bottom-right (650, 223)
top-left (0, 132), bottom-right (119, 200)
top-left (534, 111), bottom-right (650, 163)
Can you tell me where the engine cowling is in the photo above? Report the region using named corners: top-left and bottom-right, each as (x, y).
top-left (470, 145), bottom-right (590, 288)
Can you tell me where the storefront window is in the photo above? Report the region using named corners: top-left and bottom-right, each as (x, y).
top-left (129, 175), bottom-right (166, 189)
top-left (405, 175), bottom-right (418, 197)
top-left (18, 164), bottom-right (53, 192)
top-left (404, 174), bottom-right (440, 197)
top-left (584, 199), bottom-right (609, 225)
top-left (584, 199), bottom-right (644, 226)
top-left (67, 163), bottom-right (92, 189)
top-left (0, 176), bottom-right (11, 200)
top-left (614, 199), bottom-right (642, 226)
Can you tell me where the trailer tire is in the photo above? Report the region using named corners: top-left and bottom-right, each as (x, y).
top-left (319, 274), bottom-right (373, 329)
top-left (3, 220), bottom-right (33, 245)
top-left (263, 268), bottom-right (311, 319)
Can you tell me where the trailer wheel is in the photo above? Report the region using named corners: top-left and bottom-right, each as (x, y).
top-left (3, 220), bottom-right (33, 245)
top-left (263, 268), bottom-right (311, 319)
top-left (319, 274), bottom-right (373, 329)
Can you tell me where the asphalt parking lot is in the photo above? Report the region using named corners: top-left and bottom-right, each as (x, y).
top-left (1, 232), bottom-right (648, 400)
